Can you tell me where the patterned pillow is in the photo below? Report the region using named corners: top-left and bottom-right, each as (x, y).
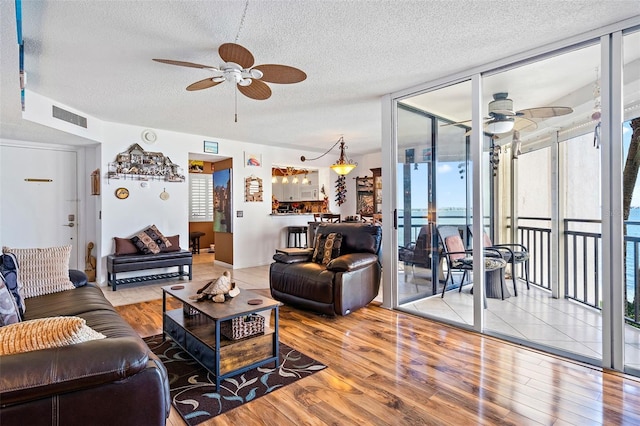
top-left (130, 225), bottom-right (172, 254)
top-left (0, 278), bottom-right (21, 326)
top-left (312, 232), bottom-right (343, 265)
top-left (0, 316), bottom-right (106, 355)
top-left (3, 246), bottom-right (75, 299)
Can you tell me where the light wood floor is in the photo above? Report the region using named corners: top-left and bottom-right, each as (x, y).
top-left (116, 293), bottom-right (640, 425)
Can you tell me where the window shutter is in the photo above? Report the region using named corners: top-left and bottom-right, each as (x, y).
top-left (189, 174), bottom-right (213, 222)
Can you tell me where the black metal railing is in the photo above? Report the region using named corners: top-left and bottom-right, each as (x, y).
top-left (398, 214), bottom-right (640, 325)
top-left (518, 217), bottom-right (640, 326)
top-left (563, 219), bottom-right (602, 310)
top-left (517, 217), bottom-right (552, 290)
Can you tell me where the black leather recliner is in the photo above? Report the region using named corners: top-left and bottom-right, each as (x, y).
top-left (269, 222), bottom-right (382, 316)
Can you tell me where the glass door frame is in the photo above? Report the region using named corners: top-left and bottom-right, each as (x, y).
top-left (382, 23), bottom-right (633, 372)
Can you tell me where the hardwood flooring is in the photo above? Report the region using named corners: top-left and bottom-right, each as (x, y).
top-left (115, 294), bottom-right (640, 425)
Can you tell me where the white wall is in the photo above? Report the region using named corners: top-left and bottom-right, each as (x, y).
top-left (12, 90), bottom-right (383, 283)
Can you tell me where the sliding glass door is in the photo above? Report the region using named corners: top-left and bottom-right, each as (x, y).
top-left (387, 24), bottom-right (640, 372)
top-left (395, 80), bottom-right (477, 327)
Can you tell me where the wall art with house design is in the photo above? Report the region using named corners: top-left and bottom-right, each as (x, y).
top-left (107, 143), bottom-right (185, 182)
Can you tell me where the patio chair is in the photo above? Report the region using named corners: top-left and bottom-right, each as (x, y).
top-left (398, 225), bottom-right (433, 282)
top-left (468, 226), bottom-right (530, 296)
top-left (437, 225), bottom-right (507, 299)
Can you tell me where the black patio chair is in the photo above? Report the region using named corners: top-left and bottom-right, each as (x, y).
top-left (437, 225), bottom-right (506, 299)
top-left (398, 225), bottom-right (432, 282)
top-left (468, 225), bottom-right (530, 296)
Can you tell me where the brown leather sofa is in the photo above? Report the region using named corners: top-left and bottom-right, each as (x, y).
top-left (0, 271), bottom-right (170, 426)
top-left (270, 222), bottom-right (382, 316)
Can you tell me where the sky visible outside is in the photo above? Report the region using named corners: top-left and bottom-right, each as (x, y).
top-left (398, 120), bottom-right (636, 211)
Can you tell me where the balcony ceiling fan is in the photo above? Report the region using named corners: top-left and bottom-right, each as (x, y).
top-left (153, 43), bottom-right (306, 100)
top-left (444, 92), bottom-right (574, 135)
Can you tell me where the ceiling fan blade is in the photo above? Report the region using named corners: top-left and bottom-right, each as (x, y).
top-left (514, 117), bottom-right (538, 132)
top-left (252, 64), bottom-right (307, 84)
top-left (516, 106), bottom-right (573, 119)
top-left (238, 79), bottom-right (272, 100)
top-left (441, 119), bottom-right (472, 127)
top-left (152, 59), bottom-right (217, 69)
top-left (186, 78), bottom-right (224, 91)
top-left (219, 43), bottom-right (254, 69)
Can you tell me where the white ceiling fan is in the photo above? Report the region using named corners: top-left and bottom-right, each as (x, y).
top-left (444, 92), bottom-right (574, 136)
top-left (153, 43), bottom-right (307, 101)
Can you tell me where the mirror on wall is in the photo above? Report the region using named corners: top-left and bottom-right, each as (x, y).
top-left (272, 166), bottom-right (320, 202)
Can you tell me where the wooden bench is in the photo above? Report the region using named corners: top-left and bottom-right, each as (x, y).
top-left (106, 250), bottom-right (193, 291)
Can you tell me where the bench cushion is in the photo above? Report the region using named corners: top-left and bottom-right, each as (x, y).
top-left (107, 250), bottom-right (192, 273)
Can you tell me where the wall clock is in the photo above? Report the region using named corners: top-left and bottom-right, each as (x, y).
top-left (115, 187), bottom-right (129, 199)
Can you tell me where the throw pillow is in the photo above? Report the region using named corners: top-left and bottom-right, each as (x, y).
top-left (0, 278), bottom-right (21, 326)
top-left (3, 246), bottom-right (75, 299)
top-left (312, 232), bottom-right (343, 265)
top-left (113, 237), bottom-right (139, 255)
top-left (0, 316), bottom-right (106, 355)
top-left (115, 234), bottom-right (180, 254)
top-left (162, 235), bottom-right (181, 252)
top-left (0, 252), bottom-right (25, 317)
top-left (130, 225), bottom-right (172, 254)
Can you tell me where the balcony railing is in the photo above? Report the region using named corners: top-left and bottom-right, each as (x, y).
top-left (398, 215), bottom-right (640, 326)
top-left (518, 217), bottom-right (640, 326)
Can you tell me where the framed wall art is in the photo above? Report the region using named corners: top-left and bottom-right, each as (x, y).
top-left (204, 141), bottom-right (218, 154)
top-left (244, 152), bottom-right (262, 167)
top-left (245, 176), bottom-right (263, 202)
top-left (213, 168), bottom-right (232, 233)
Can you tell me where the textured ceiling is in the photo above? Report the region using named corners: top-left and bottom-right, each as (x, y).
top-left (1, 1), bottom-right (639, 154)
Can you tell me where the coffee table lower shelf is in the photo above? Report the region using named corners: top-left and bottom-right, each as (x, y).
top-left (163, 308), bottom-right (279, 390)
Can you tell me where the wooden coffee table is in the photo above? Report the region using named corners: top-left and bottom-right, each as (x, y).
top-left (162, 283), bottom-right (280, 390)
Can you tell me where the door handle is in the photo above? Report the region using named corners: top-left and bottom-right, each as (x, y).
top-left (63, 223), bottom-right (75, 228)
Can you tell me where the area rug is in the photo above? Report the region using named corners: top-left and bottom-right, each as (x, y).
top-left (144, 335), bottom-right (326, 425)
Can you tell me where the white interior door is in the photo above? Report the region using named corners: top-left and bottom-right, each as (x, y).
top-left (0, 145), bottom-right (79, 268)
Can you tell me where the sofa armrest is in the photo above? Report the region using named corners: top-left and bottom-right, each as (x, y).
top-left (0, 336), bottom-right (150, 406)
top-left (326, 253), bottom-right (378, 272)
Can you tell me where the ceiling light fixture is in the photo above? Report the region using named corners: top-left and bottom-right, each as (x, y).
top-left (486, 119), bottom-right (514, 134)
top-left (300, 136), bottom-right (357, 176)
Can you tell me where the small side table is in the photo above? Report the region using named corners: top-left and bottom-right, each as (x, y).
top-left (189, 231), bottom-right (206, 254)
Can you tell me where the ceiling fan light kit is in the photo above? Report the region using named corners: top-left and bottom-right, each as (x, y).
top-left (153, 43), bottom-right (306, 101)
top-left (444, 92), bottom-right (574, 142)
top-left (486, 119), bottom-right (515, 134)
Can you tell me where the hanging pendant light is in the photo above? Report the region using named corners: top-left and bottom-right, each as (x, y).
top-left (330, 138), bottom-right (357, 175)
top-left (300, 136), bottom-right (357, 176)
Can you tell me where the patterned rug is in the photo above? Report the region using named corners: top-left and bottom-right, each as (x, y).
top-left (144, 335), bottom-right (326, 425)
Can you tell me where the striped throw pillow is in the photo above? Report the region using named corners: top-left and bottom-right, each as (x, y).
top-left (2, 245), bottom-right (75, 298)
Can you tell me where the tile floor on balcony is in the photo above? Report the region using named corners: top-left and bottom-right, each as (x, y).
top-left (398, 268), bottom-right (640, 370)
top-left (102, 253), bottom-right (640, 371)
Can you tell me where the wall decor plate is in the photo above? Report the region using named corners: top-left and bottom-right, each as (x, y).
top-left (141, 129), bottom-right (157, 144)
top-left (115, 187), bottom-right (129, 199)
top-left (160, 188), bottom-right (170, 200)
